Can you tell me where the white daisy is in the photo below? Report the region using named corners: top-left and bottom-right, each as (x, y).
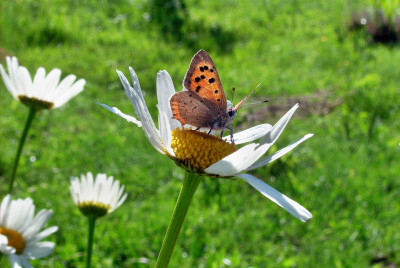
top-left (0, 56), bottom-right (85, 110)
top-left (0, 195), bottom-right (58, 268)
top-left (70, 172), bottom-right (127, 218)
top-left (100, 67), bottom-right (313, 222)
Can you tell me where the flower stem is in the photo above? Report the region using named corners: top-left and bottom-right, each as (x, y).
top-left (86, 216), bottom-right (97, 268)
top-left (155, 172), bottom-right (202, 268)
top-left (9, 107), bottom-right (37, 193)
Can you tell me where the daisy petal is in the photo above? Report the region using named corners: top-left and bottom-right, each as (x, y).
top-left (224, 124), bottom-right (272, 144)
top-left (24, 242), bottom-right (55, 259)
top-left (0, 195), bottom-right (57, 268)
top-left (206, 104), bottom-right (301, 176)
top-left (9, 254), bottom-right (25, 268)
top-left (247, 134), bottom-right (314, 171)
top-left (237, 174), bottom-right (312, 222)
top-left (0, 64), bottom-right (17, 98)
top-left (0, 195), bottom-right (11, 225)
top-left (70, 173), bottom-right (127, 217)
top-left (260, 103), bottom-right (299, 145)
top-left (159, 110), bottom-right (175, 156)
top-left (98, 103), bottom-right (142, 127)
top-left (0, 234), bottom-right (16, 255)
top-left (16, 67), bottom-right (33, 97)
top-left (1, 56), bottom-right (85, 109)
top-left (27, 226), bottom-right (58, 245)
top-left (205, 143), bottom-right (261, 176)
top-left (156, 70), bottom-right (180, 130)
top-left (117, 69), bottom-right (164, 153)
top-left (129, 86), bottom-right (165, 153)
top-left (37, 68), bottom-right (61, 99)
top-left (52, 78), bottom-right (86, 108)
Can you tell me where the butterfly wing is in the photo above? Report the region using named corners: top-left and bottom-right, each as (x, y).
top-left (183, 50), bottom-right (227, 113)
top-left (170, 91), bottom-right (220, 127)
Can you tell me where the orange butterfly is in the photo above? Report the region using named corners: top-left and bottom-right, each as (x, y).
top-left (170, 50), bottom-right (255, 140)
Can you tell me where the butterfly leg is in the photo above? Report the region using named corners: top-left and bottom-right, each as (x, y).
top-left (206, 122), bottom-right (216, 136)
top-left (226, 126), bottom-right (234, 143)
top-left (220, 127), bottom-right (225, 139)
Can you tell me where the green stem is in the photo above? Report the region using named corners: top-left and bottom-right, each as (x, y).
top-left (86, 216), bottom-right (97, 268)
top-left (155, 172), bottom-right (202, 268)
top-left (9, 107), bottom-right (37, 193)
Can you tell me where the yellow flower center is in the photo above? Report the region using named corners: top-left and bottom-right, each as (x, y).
top-left (78, 201), bottom-right (110, 218)
top-left (170, 128), bottom-right (237, 173)
top-left (18, 95), bottom-right (54, 110)
top-left (0, 227), bottom-right (25, 254)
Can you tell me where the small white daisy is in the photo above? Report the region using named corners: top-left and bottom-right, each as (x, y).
top-left (0, 56), bottom-right (85, 110)
top-left (0, 195), bottom-right (58, 268)
top-left (70, 172), bottom-right (128, 218)
top-left (100, 67), bottom-right (313, 222)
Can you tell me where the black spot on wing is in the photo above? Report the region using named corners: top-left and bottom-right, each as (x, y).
top-left (209, 78), bottom-right (215, 83)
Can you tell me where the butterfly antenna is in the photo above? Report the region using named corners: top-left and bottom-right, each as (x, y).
top-left (231, 87), bottom-right (235, 104)
top-left (239, 99), bottom-right (269, 108)
top-left (234, 83), bottom-right (261, 110)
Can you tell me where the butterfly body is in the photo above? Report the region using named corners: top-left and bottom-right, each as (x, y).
top-left (170, 91), bottom-right (237, 130)
top-left (170, 50), bottom-right (245, 140)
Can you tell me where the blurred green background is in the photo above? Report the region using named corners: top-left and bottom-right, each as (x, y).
top-left (1, 0), bottom-right (400, 267)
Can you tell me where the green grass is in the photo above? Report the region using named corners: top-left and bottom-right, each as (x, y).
top-left (1, 0), bottom-right (400, 267)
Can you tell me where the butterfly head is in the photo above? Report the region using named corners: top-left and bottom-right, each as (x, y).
top-left (225, 106), bottom-right (238, 126)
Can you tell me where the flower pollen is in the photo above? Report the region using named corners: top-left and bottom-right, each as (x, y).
top-left (0, 227), bottom-right (25, 254)
top-left (18, 95), bottom-right (54, 110)
top-left (170, 128), bottom-right (237, 173)
top-left (78, 201), bottom-right (110, 218)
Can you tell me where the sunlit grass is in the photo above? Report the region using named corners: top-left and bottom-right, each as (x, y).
top-left (1, 0), bottom-right (400, 267)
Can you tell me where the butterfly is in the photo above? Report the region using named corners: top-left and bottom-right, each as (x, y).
top-left (170, 50), bottom-right (256, 141)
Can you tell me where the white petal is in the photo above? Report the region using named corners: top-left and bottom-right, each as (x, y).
top-left (32, 67), bottom-right (46, 86)
top-left (98, 103), bottom-right (142, 127)
top-left (237, 174), bottom-right (312, 222)
top-left (21, 258), bottom-right (33, 268)
top-left (0, 63), bottom-right (18, 99)
top-left (128, 67), bottom-right (145, 104)
top-left (24, 242), bottom-right (55, 259)
top-left (27, 226), bottom-right (58, 245)
top-left (205, 143), bottom-right (261, 176)
top-left (224, 124), bottom-right (272, 144)
top-left (16, 67), bottom-right (33, 97)
top-left (0, 234), bottom-right (8, 245)
top-left (159, 110), bottom-right (175, 156)
top-left (52, 78), bottom-right (85, 108)
top-left (259, 104), bottom-right (299, 146)
top-left (156, 70), bottom-right (180, 130)
top-left (23, 210), bottom-right (53, 239)
top-left (129, 87), bottom-right (165, 153)
top-left (9, 254), bottom-right (25, 268)
top-left (117, 69), bottom-right (164, 153)
top-left (0, 234), bottom-right (16, 255)
top-left (206, 104), bottom-right (300, 176)
top-left (114, 192), bottom-right (128, 211)
top-left (0, 195), bottom-right (11, 225)
top-left (37, 68), bottom-right (61, 100)
top-left (54, 74), bottom-right (76, 94)
top-left (247, 134), bottom-right (313, 171)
